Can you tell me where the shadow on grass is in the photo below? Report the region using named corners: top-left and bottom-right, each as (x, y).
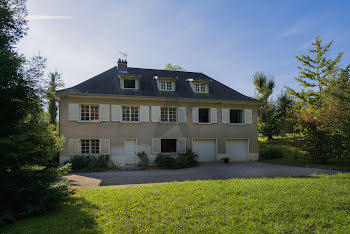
top-left (0, 196), bottom-right (101, 233)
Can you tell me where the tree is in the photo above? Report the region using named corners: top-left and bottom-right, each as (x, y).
top-left (164, 63), bottom-right (186, 71)
top-left (46, 71), bottom-right (64, 125)
top-left (253, 72), bottom-right (293, 140)
top-left (285, 36), bottom-right (343, 107)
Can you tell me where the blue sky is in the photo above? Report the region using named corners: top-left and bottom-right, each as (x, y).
top-left (18, 0), bottom-right (350, 98)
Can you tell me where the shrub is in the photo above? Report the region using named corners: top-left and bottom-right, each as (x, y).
top-left (260, 147), bottom-right (284, 160)
top-left (137, 151), bottom-right (149, 168)
top-left (68, 155), bottom-right (110, 172)
top-left (0, 164), bottom-right (71, 225)
top-left (155, 154), bottom-right (176, 168)
top-left (155, 150), bottom-right (199, 169)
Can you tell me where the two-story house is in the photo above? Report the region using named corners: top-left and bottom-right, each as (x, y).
top-left (57, 59), bottom-right (262, 167)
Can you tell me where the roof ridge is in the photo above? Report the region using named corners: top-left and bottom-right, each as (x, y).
top-left (128, 67), bottom-right (203, 75)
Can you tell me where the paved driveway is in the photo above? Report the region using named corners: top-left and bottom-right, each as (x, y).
top-left (65, 162), bottom-right (340, 188)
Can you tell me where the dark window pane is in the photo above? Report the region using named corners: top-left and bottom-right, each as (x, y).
top-left (161, 139), bottom-right (177, 153)
top-left (124, 79), bottom-right (136, 88)
top-left (199, 108), bottom-right (209, 123)
top-left (230, 109), bottom-right (242, 123)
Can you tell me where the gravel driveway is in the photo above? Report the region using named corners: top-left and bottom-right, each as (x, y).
top-left (65, 162), bottom-right (340, 188)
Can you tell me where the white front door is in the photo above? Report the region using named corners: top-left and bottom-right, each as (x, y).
top-left (125, 139), bottom-right (137, 165)
top-left (192, 139), bottom-right (216, 162)
top-left (226, 139), bottom-right (248, 161)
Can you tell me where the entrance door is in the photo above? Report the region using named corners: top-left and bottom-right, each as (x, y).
top-left (125, 139), bottom-right (137, 165)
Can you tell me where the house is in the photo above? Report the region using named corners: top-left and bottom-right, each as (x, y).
top-left (57, 59), bottom-right (262, 167)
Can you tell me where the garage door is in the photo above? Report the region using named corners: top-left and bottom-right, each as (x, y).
top-left (226, 139), bottom-right (248, 161)
top-left (192, 139), bottom-right (216, 162)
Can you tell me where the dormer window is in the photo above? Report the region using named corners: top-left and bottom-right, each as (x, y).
top-left (160, 80), bottom-right (173, 91)
top-left (195, 83), bottom-right (206, 93)
top-left (154, 76), bottom-right (176, 91)
top-left (124, 79), bottom-right (136, 89)
top-left (119, 74), bottom-right (140, 89)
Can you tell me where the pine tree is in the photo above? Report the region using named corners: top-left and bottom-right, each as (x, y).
top-left (286, 36), bottom-right (343, 107)
top-left (47, 71), bottom-right (64, 125)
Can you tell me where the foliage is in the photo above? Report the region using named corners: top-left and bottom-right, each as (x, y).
top-left (137, 151), bottom-right (149, 168)
top-left (260, 147), bottom-right (284, 160)
top-left (164, 63), bottom-right (186, 71)
top-left (0, 163), bottom-right (71, 225)
top-left (155, 150), bottom-right (198, 169)
top-left (253, 72), bottom-right (293, 139)
top-left (46, 71), bottom-right (64, 125)
top-left (3, 174), bottom-right (350, 233)
top-left (285, 36), bottom-right (343, 107)
top-left (68, 155), bottom-right (110, 172)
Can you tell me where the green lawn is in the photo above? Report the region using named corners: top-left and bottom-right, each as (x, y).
top-left (259, 137), bottom-right (350, 171)
top-left (2, 174), bottom-right (350, 233)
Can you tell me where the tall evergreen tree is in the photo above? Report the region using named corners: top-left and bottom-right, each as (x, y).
top-left (46, 71), bottom-right (64, 125)
top-left (285, 36), bottom-right (343, 107)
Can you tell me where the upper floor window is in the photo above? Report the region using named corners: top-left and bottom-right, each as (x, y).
top-left (81, 139), bottom-right (100, 155)
top-left (195, 83), bottom-right (207, 93)
top-left (160, 80), bottom-right (174, 91)
top-left (230, 109), bottom-right (243, 123)
top-left (122, 106), bottom-right (139, 122)
top-left (124, 79), bottom-right (136, 89)
top-left (199, 108), bottom-right (210, 123)
top-left (161, 107), bottom-right (177, 122)
top-left (80, 104), bottom-right (99, 121)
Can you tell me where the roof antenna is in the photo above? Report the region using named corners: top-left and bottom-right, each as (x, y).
top-left (119, 51), bottom-right (127, 61)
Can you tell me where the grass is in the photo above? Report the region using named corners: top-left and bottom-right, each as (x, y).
top-left (259, 136), bottom-right (350, 171)
top-left (2, 174), bottom-right (350, 233)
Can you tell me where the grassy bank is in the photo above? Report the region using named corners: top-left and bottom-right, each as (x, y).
top-left (259, 137), bottom-right (350, 171)
top-left (2, 174), bottom-right (350, 233)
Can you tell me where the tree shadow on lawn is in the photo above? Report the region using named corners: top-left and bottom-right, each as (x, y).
top-left (0, 195), bottom-right (101, 233)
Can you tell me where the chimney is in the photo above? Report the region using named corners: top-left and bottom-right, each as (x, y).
top-left (117, 59), bottom-right (127, 71)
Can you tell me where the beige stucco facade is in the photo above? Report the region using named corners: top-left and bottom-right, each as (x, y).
top-left (58, 94), bottom-right (260, 167)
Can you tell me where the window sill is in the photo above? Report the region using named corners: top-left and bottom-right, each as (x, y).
top-left (121, 121), bottom-right (141, 124)
top-left (197, 122), bottom-right (212, 125)
top-left (77, 120), bottom-right (101, 123)
top-left (228, 123), bottom-right (246, 125)
top-left (160, 121), bottom-right (178, 124)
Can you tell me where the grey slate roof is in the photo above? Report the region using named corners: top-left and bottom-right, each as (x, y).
top-left (57, 66), bottom-right (259, 103)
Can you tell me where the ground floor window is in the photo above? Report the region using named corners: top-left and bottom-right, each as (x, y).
top-left (80, 139), bottom-right (100, 155)
top-left (161, 139), bottom-right (177, 153)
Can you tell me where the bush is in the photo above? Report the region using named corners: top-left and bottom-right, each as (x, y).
top-left (0, 164), bottom-right (71, 225)
top-left (137, 151), bottom-right (149, 168)
top-left (68, 155), bottom-right (110, 172)
top-left (260, 147), bottom-right (284, 159)
top-left (155, 150), bottom-right (199, 169)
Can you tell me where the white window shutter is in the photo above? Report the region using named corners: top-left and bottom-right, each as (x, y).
top-left (152, 138), bottom-right (161, 154)
top-left (222, 108), bottom-right (229, 123)
top-left (111, 105), bottom-right (121, 121)
top-left (69, 139), bottom-right (79, 155)
top-left (140, 106), bottom-right (149, 122)
top-left (192, 107), bottom-right (198, 123)
top-left (99, 104), bottom-right (110, 121)
top-left (245, 109), bottom-right (252, 124)
top-left (68, 103), bottom-right (79, 121)
top-left (100, 139), bottom-right (110, 155)
top-left (178, 107), bottom-right (187, 123)
top-left (136, 79), bottom-right (140, 89)
top-left (178, 138), bottom-right (186, 153)
top-left (151, 106), bottom-right (161, 122)
top-left (211, 108), bottom-right (217, 123)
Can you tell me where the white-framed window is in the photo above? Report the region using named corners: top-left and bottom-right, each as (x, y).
top-left (80, 104), bottom-right (99, 121)
top-left (124, 78), bottom-right (136, 89)
top-left (80, 139), bottom-right (100, 155)
top-left (122, 106), bottom-right (139, 122)
top-left (230, 109), bottom-right (243, 123)
top-left (195, 83), bottom-right (206, 93)
top-left (160, 80), bottom-right (174, 91)
top-left (161, 107), bottom-right (177, 122)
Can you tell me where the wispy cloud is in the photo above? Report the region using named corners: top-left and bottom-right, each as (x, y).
top-left (281, 20), bottom-right (307, 37)
top-left (28, 15), bottom-right (72, 21)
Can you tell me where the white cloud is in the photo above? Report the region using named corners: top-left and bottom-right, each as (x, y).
top-left (281, 20), bottom-right (307, 37)
top-left (28, 15), bottom-right (72, 21)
